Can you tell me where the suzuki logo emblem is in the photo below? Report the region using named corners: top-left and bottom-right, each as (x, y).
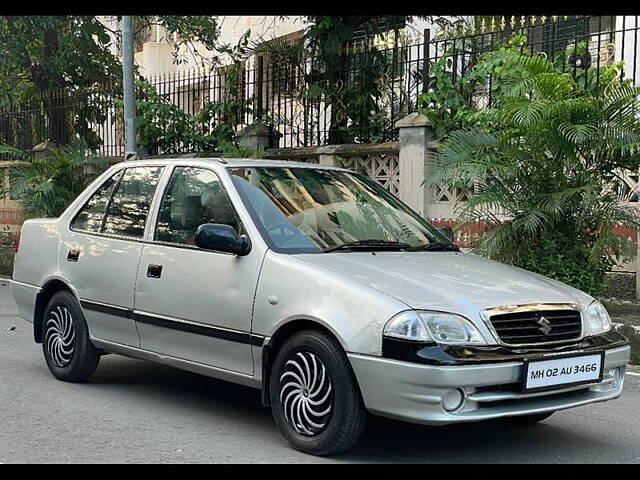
top-left (537, 316), bottom-right (552, 335)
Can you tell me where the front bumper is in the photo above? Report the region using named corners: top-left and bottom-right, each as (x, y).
top-left (348, 343), bottom-right (630, 425)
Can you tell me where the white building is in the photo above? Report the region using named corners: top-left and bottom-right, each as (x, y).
top-left (91, 15), bottom-right (640, 153)
top-left (98, 16), bottom-right (443, 79)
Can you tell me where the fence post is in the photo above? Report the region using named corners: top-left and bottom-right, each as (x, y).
top-left (422, 28), bottom-right (431, 93)
top-left (317, 146), bottom-right (341, 167)
top-left (257, 56), bottom-right (264, 120)
top-left (395, 112), bottom-right (436, 217)
top-left (236, 123), bottom-right (281, 151)
top-left (319, 154), bottom-right (340, 166)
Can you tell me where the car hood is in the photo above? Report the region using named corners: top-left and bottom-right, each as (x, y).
top-left (293, 251), bottom-right (593, 319)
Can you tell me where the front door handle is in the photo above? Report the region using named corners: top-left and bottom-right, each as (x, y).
top-left (67, 249), bottom-right (80, 262)
top-left (147, 264), bottom-right (163, 278)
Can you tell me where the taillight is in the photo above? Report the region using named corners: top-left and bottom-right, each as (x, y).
top-left (15, 230), bottom-right (20, 253)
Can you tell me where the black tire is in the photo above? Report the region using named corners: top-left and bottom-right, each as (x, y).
top-left (269, 330), bottom-right (368, 456)
top-left (41, 290), bottom-right (100, 382)
top-left (503, 411), bottom-right (555, 424)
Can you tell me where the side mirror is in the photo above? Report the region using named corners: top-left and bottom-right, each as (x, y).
top-left (436, 226), bottom-right (455, 243)
top-left (194, 223), bottom-right (251, 256)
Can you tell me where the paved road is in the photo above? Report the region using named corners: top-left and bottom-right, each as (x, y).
top-left (0, 282), bottom-right (639, 464)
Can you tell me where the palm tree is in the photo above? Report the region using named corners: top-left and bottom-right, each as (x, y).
top-left (0, 139), bottom-right (108, 219)
top-left (432, 50), bottom-right (640, 294)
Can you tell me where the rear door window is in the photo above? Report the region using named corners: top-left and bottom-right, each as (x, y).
top-left (102, 166), bottom-right (163, 239)
top-left (71, 171), bottom-right (123, 233)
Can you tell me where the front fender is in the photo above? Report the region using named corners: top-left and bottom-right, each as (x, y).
top-left (252, 251), bottom-right (408, 356)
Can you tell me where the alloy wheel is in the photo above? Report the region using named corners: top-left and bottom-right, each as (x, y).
top-left (45, 305), bottom-right (76, 368)
top-left (279, 351), bottom-right (333, 436)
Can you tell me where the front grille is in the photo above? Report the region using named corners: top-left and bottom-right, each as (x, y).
top-left (488, 309), bottom-right (582, 346)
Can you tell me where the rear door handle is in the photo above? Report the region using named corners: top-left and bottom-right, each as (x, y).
top-left (67, 249), bottom-right (80, 262)
top-left (147, 264), bottom-right (163, 278)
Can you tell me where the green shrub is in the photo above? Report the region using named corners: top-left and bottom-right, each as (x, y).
top-left (425, 35), bottom-right (640, 294)
top-left (0, 139), bottom-right (108, 219)
top-left (519, 230), bottom-right (615, 296)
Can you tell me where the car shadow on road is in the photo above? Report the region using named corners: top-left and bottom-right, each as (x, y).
top-left (88, 353), bottom-right (273, 426)
top-left (87, 354), bottom-right (608, 463)
top-left (344, 417), bottom-right (596, 463)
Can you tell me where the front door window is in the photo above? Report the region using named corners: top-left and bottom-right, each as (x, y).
top-left (155, 167), bottom-right (241, 246)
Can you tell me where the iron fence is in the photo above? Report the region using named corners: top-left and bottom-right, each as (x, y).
top-left (1, 15), bottom-right (639, 158)
top-left (423, 15), bottom-right (640, 110)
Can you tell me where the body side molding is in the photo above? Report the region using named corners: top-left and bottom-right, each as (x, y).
top-left (80, 299), bottom-right (265, 346)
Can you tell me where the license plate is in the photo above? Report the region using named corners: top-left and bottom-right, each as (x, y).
top-left (521, 352), bottom-right (604, 392)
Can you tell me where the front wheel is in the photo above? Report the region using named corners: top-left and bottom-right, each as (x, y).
top-left (42, 290), bottom-right (100, 382)
top-left (269, 330), bottom-right (368, 456)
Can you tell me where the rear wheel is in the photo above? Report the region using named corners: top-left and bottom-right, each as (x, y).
top-left (42, 290), bottom-right (100, 382)
top-left (269, 330), bottom-right (368, 456)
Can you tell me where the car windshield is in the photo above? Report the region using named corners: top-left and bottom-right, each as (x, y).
top-left (229, 166), bottom-right (452, 253)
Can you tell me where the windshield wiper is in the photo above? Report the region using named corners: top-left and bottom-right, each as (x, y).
top-left (404, 242), bottom-right (460, 252)
top-left (321, 239), bottom-right (411, 253)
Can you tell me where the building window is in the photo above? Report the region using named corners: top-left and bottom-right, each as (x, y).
top-left (256, 30), bottom-right (304, 98)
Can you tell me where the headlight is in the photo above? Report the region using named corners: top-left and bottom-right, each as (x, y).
top-left (383, 310), bottom-right (487, 345)
top-left (587, 301), bottom-right (611, 335)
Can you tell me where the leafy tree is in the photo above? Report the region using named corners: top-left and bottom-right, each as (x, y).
top-left (0, 17), bottom-right (120, 105)
top-left (122, 79), bottom-right (243, 156)
top-left (117, 33), bottom-right (254, 156)
top-left (301, 16), bottom-right (404, 143)
top-left (0, 16), bottom-right (221, 146)
top-left (417, 47), bottom-right (485, 140)
top-left (430, 44), bottom-right (640, 295)
top-left (254, 16), bottom-right (437, 144)
top-left (0, 17), bottom-right (121, 145)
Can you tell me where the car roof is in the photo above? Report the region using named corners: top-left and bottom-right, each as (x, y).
top-left (116, 157), bottom-right (349, 171)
